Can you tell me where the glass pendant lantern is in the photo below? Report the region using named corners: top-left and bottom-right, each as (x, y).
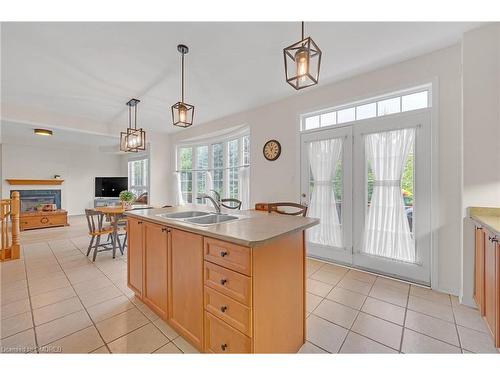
top-left (172, 44), bottom-right (194, 128)
top-left (283, 22), bottom-right (322, 90)
top-left (120, 98), bottom-right (146, 153)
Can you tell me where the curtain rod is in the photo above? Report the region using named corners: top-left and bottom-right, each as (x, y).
top-left (175, 164), bottom-right (250, 173)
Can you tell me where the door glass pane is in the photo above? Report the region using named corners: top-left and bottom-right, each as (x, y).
top-left (377, 97), bottom-right (401, 116)
top-left (402, 91), bottom-right (428, 112)
top-left (227, 139), bottom-right (239, 199)
top-left (212, 143), bottom-right (224, 197)
top-left (307, 138), bottom-right (343, 248)
top-left (337, 108), bottom-right (355, 124)
top-left (304, 116), bottom-right (320, 130)
top-left (320, 112), bottom-right (336, 127)
top-left (179, 147), bottom-right (193, 203)
top-left (356, 103), bottom-right (376, 120)
top-left (363, 128), bottom-right (416, 263)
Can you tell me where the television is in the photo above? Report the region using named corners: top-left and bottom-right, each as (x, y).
top-left (95, 177), bottom-right (128, 198)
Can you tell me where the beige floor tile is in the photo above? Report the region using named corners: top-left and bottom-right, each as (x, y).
top-left (351, 312), bottom-right (403, 350)
top-left (91, 345), bottom-right (110, 353)
top-left (1, 311), bottom-right (33, 339)
top-left (337, 277), bottom-right (372, 295)
top-left (306, 278), bottom-right (334, 297)
top-left (361, 297), bottom-right (406, 325)
top-left (309, 270), bottom-right (343, 285)
top-left (0, 328), bottom-right (36, 353)
top-left (95, 307), bottom-right (149, 343)
top-left (30, 286), bottom-right (77, 310)
top-left (340, 332), bottom-right (397, 353)
top-left (173, 335), bottom-right (200, 353)
top-left (306, 264), bottom-right (321, 277)
top-left (374, 277), bottom-right (410, 294)
top-left (410, 285), bottom-right (451, 306)
top-left (407, 295), bottom-right (454, 322)
top-left (298, 341), bottom-right (328, 353)
top-left (306, 314), bottom-right (348, 353)
top-left (1, 298), bottom-right (31, 320)
top-left (79, 285), bottom-right (123, 308)
top-left (66, 267), bottom-right (103, 284)
top-left (457, 325), bottom-right (499, 353)
top-left (453, 304), bottom-right (489, 333)
top-left (1, 287), bottom-right (29, 306)
top-left (33, 297), bottom-right (84, 326)
top-left (320, 263), bottom-right (348, 275)
top-left (29, 275), bottom-right (71, 296)
top-left (72, 276), bottom-right (114, 295)
top-left (1, 278), bottom-right (28, 293)
top-left (87, 295), bottom-right (135, 323)
top-left (401, 329), bottom-right (461, 353)
top-left (306, 292), bottom-right (323, 313)
top-left (135, 300), bottom-right (162, 321)
top-left (45, 326), bottom-right (104, 353)
top-left (313, 299), bottom-right (358, 329)
top-left (152, 318), bottom-right (180, 340)
top-left (326, 287), bottom-right (367, 310)
top-left (369, 285), bottom-right (408, 307)
top-left (344, 269), bottom-right (377, 284)
top-left (36, 310), bottom-right (92, 346)
top-left (108, 323), bottom-right (168, 353)
top-left (154, 342), bottom-right (183, 354)
top-left (404, 310), bottom-right (459, 346)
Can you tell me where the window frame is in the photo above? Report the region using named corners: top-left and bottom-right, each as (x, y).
top-left (127, 156), bottom-right (150, 202)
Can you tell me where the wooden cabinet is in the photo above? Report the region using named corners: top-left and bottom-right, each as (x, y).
top-left (127, 218), bottom-right (144, 296)
top-left (168, 228), bottom-right (204, 350)
top-left (143, 222), bottom-right (169, 319)
top-left (20, 210), bottom-right (68, 231)
top-left (474, 227), bottom-right (485, 314)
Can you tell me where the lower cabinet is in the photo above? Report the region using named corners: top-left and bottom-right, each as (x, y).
top-left (204, 311), bottom-right (251, 353)
top-left (474, 227), bottom-right (485, 314)
top-left (168, 228), bottom-right (204, 350)
top-left (143, 222), bottom-right (169, 319)
top-left (127, 218), bottom-right (144, 296)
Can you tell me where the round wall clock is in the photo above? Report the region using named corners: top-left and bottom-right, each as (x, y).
top-left (263, 139), bottom-right (281, 161)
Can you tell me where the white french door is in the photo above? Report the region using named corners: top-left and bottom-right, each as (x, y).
top-left (301, 110), bottom-right (432, 285)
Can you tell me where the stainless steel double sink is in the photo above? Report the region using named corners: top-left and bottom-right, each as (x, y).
top-left (156, 210), bottom-right (241, 226)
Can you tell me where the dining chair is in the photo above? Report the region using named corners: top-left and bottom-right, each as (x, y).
top-left (267, 202), bottom-right (308, 217)
top-left (85, 209), bottom-right (117, 261)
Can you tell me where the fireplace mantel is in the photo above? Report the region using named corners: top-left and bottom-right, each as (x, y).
top-left (6, 179), bottom-right (64, 185)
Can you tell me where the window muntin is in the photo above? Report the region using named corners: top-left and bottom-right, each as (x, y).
top-left (301, 88), bottom-right (430, 131)
top-left (128, 158), bottom-right (149, 201)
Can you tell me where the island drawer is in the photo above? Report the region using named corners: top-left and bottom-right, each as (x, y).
top-left (204, 261), bottom-right (252, 306)
top-left (204, 311), bottom-right (251, 353)
top-left (204, 238), bottom-right (251, 276)
top-left (204, 286), bottom-right (252, 337)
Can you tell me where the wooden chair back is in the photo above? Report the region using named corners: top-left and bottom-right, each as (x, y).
top-left (85, 209), bottom-right (106, 235)
top-left (267, 202), bottom-right (308, 217)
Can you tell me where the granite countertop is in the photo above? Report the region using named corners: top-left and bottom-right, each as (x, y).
top-left (468, 207), bottom-right (500, 236)
top-left (124, 204), bottom-right (319, 247)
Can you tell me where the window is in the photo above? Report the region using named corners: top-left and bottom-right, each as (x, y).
top-left (128, 158), bottom-right (149, 202)
top-left (177, 132), bottom-right (250, 205)
top-left (301, 86), bottom-right (430, 131)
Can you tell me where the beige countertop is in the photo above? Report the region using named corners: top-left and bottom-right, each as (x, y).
top-left (124, 205), bottom-right (319, 247)
top-left (469, 207), bottom-right (500, 237)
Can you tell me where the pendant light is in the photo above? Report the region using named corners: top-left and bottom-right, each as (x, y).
top-left (283, 22), bottom-right (322, 90)
top-left (120, 98), bottom-right (146, 152)
top-left (172, 44), bottom-right (194, 128)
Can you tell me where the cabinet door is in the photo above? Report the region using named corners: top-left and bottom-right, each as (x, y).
top-left (484, 234), bottom-right (497, 340)
top-left (143, 222), bottom-right (169, 319)
top-left (474, 227), bottom-right (485, 315)
top-left (127, 218), bottom-right (144, 296)
top-left (168, 229), bottom-right (204, 350)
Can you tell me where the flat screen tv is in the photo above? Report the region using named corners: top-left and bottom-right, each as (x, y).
top-left (95, 177), bottom-right (128, 198)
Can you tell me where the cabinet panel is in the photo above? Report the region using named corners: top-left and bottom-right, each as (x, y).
top-left (474, 227), bottom-right (485, 315)
top-left (484, 234), bottom-right (497, 340)
top-left (143, 222), bottom-right (168, 319)
top-left (204, 312), bottom-right (251, 353)
top-left (127, 218), bottom-right (143, 296)
top-left (204, 261), bottom-right (252, 306)
top-left (168, 228), bottom-right (204, 350)
top-left (204, 237), bottom-right (251, 275)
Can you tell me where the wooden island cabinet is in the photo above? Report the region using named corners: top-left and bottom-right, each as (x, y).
top-left (126, 208), bottom-right (318, 353)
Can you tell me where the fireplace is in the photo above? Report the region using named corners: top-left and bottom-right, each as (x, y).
top-left (14, 190), bottom-right (62, 212)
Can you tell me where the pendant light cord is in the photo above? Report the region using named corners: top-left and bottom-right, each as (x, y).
top-left (181, 52), bottom-right (185, 103)
top-left (301, 21), bottom-right (304, 40)
top-left (134, 103), bottom-right (138, 130)
top-left (128, 103), bottom-right (131, 130)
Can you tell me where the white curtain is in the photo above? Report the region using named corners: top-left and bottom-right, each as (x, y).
top-left (307, 138), bottom-right (343, 247)
top-left (362, 128), bottom-right (415, 263)
top-left (205, 171), bottom-right (214, 194)
top-left (238, 166), bottom-right (250, 210)
top-left (173, 172), bottom-right (184, 206)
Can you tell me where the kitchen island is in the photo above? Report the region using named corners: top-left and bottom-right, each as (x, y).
top-left (124, 205), bottom-right (319, 353)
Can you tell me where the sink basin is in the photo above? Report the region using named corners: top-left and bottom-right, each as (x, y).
top-left (157, 211), bottom-right (210, 219)
top-left (185, 214), bottom-right (240, 226)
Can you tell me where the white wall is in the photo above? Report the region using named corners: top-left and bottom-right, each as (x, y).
top-left (1, 143), bottom-right (124, 215)
top-left (168, 45), bottom-right (463, 295)
top-left (461, 24), bottom-right (500, 305)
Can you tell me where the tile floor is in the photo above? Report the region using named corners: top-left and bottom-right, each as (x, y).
top-left (1, 216), bottom-right (498, 354)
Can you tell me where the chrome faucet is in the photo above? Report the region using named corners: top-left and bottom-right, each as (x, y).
top-left (198, 193), bottom-right (221, 213)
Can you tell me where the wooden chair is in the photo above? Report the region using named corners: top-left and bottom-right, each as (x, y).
top-left (85, 209), bottom-right (118, 261)
top-left (266, 202), bottom-right (308, 217)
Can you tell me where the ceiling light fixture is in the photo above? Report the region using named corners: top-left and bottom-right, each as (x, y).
top-left (171, 44), bottom-right (194, 128)
top-left (120, 98), bottom-right (146, 153)
top-left (34, 128), bottom-right (53, 136)
top-left (283, 21), bottom-right (322, 90)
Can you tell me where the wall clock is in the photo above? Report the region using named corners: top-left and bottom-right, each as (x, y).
top-left (263, 139), bottom-right (281, 161)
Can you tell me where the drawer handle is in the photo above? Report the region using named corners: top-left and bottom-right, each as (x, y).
top-left (220, 305), bottom-right (228, 313)
top-left (220, 278), bottom-right (228, 285)
top-left (220, 250), bottom-right (228, 257)
top-left (220, 343), bottom-right (227, 351)
top-left (40, 217), bottom-right (49, 224)
top-left (489, 236), bottom-right (498, 243)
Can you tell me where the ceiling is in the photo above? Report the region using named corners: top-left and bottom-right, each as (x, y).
top-left (1, 22), bottom-right (481, 137)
